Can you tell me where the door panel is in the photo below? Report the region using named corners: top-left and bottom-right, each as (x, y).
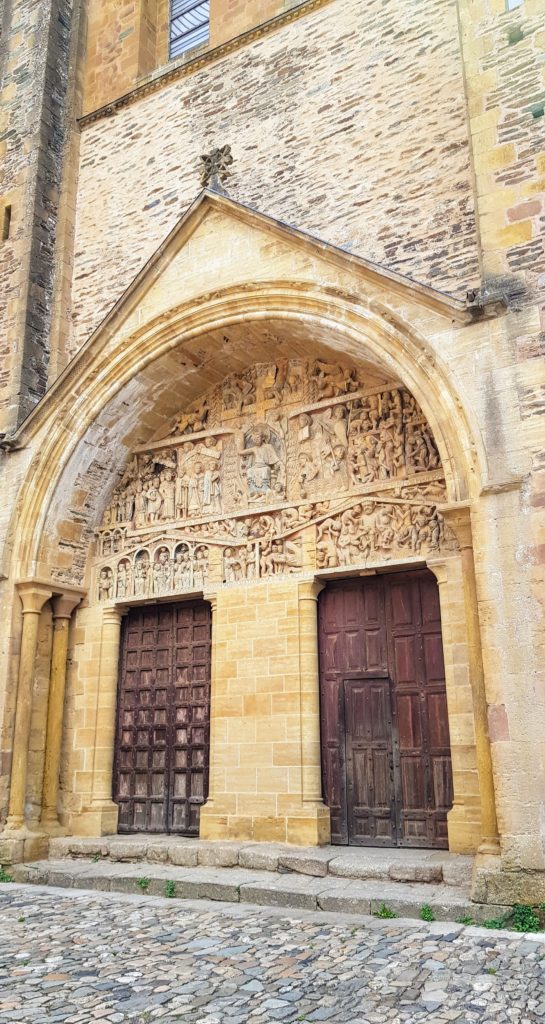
top-left (344, 679), bottom-right (396, 845)
top-left (319, 571), bottom-right (453, 849)
top-left (114, 600), bottom-right (211, 835)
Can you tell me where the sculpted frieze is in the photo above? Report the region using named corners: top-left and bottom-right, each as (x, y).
top-left (93, 361), bottom-right (457, 604)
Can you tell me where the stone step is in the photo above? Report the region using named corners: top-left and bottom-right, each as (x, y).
top-left (48, 835), bottom-right (474, 888)
top-left (12, 858), bottom-right (499, 924)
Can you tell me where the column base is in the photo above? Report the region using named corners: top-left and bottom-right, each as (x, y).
top-left (74, 802), bottom-right (119, 837)
top-left (472, 864), bottom-right (545, 905)
top-left (200, 802), bottom-right (331, 846)
top-left (447, 801), bottom-right (481, 854)
top-left (39, 816), bottom-right (68, 837)
top-left (0, 828), bottom-right (49, 865)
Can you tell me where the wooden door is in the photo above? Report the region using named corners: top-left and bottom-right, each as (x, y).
top-left (386, 572), bottom-right (453, 847)
top-left (344, 678), bottom-right (396, 845)
top-left (319, 571), bottom-right (453, 848)
top-left (114, 600), bottom-right (211, 835)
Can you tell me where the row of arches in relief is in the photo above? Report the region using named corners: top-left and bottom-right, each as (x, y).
top-left (97, 543), bottom-right (210, 602)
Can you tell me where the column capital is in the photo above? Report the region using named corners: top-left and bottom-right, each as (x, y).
top-left (103, 604), bottom-right (128, 626)
top-left (52, 591), bottom-right (84, 621)
top-left (426, 557), bottom-right (456, 587)
top-left (15, 581), bottom-right (53, 614)
top-left (438, 501), bottom-right (473, 550)
top-left (299, 579), bottom-right (325, 602)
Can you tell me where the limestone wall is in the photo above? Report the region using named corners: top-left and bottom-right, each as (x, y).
top-left (70, 0), bottom-right (480, 355)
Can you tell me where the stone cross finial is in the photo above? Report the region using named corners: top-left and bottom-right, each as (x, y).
top-left (199, 145), bottom-right (233, 191)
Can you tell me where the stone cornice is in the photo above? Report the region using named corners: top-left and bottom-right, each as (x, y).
top-left (78, 0), bottom-right (335, 129)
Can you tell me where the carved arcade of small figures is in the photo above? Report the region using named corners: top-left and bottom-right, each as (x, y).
top-left (95, 360), bottom-right (455, 603)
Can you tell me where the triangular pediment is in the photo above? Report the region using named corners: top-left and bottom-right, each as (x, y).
top-left (86, 189), bottom-right (471, 350)
top-left (15, 188), bottom-right (480, 447)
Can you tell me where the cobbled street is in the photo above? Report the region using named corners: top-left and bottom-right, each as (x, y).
top-left (0, 885), bottom-right (544, 1023)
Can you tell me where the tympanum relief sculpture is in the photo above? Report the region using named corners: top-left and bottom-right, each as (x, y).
top-left (93, 360), bottom-right (456, 602)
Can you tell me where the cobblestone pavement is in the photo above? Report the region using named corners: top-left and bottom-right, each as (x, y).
top-left (0, 884), bottom-right (544, 1023)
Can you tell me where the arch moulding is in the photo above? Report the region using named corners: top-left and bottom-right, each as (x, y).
top-left (9, 281), bottom-right (486, 581)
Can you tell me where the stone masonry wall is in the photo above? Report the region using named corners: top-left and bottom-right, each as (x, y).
top-left (458, 0), bottom-right (545, 874)
top-left (70, 0), bottom-right (480, 355)
top-left (0, 0), bottom-right (76, 434)
top-left (210, 0), bottom-right (290, 47)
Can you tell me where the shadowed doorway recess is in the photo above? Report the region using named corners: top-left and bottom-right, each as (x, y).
top-left (319, 570), bottom-right (453, 848)
top-left (114, 600), bottom-right (211, 835)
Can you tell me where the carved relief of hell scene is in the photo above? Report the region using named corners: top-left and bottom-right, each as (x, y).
top-left (93, 358), bottom-right (457, 603)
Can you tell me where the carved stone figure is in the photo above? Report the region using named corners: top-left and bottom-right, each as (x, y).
top-left (145, 479), bottom-right (162, 523)
top-left (153, 547), bottom-right (172, 594)
top-left (116, 560), bottom-right (131, 599)
top-left (223, 369), bottom-right (255, 412)
top-left (241, 426), bottom-right (282, 498)
top-left (134, 552), bottom-right (150, 596)
top-left (134, 480), bottom-right (146, 529)
top-left (159, 469), bottom-right (176, 521)
top-left (173, 545), bottom-right (192, 590)
top-left (94, 365), bottom-right (451, 601)
top-left (316, 518), bottom-right (342, 569)
top-left (98, 567), bottom-right (113, 602)
top-left (312, 360), bottom-right (359, 398)
top-left (193, 546), bottom-right (209, 588)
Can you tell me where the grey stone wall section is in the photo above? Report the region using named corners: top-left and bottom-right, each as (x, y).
top-left (71, 0), bottom-right (481, 354)
top-left (0, 0), bottom-right (76, 430)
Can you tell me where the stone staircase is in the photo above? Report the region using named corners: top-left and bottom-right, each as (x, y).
top-left (9, 835), bottom-right (504, 923)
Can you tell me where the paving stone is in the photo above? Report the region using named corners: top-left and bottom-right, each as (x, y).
top-left (0, 884), bottom-right (537, 1023)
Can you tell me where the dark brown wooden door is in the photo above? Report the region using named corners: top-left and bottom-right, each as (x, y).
top-left (114, 600), bottom-right (211, 835)
top-left (319, 571), bottom-right (453, 848)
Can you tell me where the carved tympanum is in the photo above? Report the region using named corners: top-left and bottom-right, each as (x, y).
top-left (94, 360), bottom-right (455, 602)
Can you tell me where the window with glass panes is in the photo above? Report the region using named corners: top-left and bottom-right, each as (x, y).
top-left (170, 0), bottom-right (210, 59)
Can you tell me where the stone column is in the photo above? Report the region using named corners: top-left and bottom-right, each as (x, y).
top-left (440, 502), bottom-right (500, 857)
top-left (88, 604), bottom-right (127, 833)
top-left (204, 596), bottom-right (218, 804)
top-left (298, 580), bottom-right (325, 804)
top-left (40, 592), bottom-right (83, 831)
top-left (427, 557), bottom-right (481, 854)
top-left (5, 582), bottom-right (52, 831)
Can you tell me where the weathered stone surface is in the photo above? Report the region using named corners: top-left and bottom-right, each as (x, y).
top-left (197, 843), bottom-right (242, 868)
top-left (167, 843), bottom-right (200, 867)
top-left (439, 854), bottom-right (474, 888)
top-left (240, 880), bottom-right (319, 911)
top-left (2, 884), bottom-right (544, 1022)
top-left (108, 841), bottom-right (149, 862)
top-left (238, 845), bottom-right (283, 872)
top-left (278, 849), bottom-right (333, 877)
top-left (389, 860), bottom-right (442, 884)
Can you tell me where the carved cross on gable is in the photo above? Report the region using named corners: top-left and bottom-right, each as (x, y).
top-left (199, 145), bottom-right (234, 190)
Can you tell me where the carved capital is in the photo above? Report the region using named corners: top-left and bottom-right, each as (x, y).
top-left (298, 579), bottom-right (325, 603)
top-left (52, 591), bottom-right (84, 621)
top-left (426, 558), bottom-right (452, 587)
top-left (16, 581), bottom-right (53, 615)
top-left (102, 605), bottom-right (128, 627)
top-left (437, 501), bottom-right (473, 550)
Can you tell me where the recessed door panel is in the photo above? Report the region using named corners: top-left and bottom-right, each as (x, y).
top-left (319, 570), bottom-right (453, 849)
top-left (114, 600), bottom-right (211, 835)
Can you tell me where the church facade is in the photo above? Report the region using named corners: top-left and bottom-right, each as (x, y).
top-left (0, 0), bottom-right (544, 906)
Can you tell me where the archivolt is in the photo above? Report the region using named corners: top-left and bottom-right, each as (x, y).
top-left (8, 282), bottom-right (486, 579)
